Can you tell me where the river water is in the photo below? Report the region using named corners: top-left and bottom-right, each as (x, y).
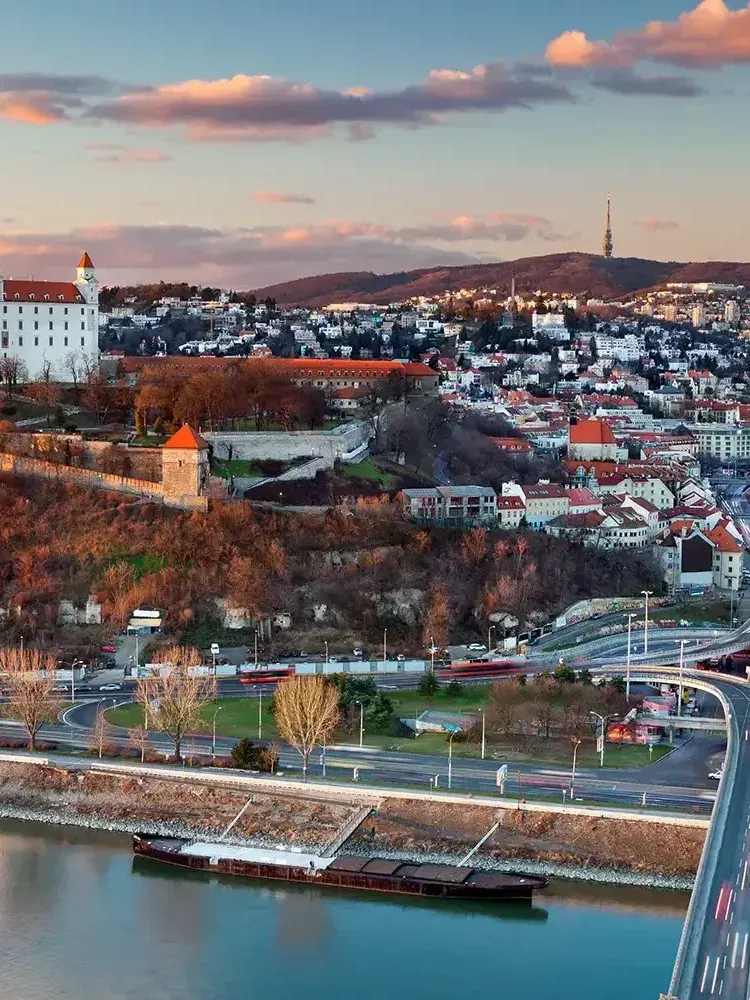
top-left (0, 821), bottom-right (686, 1000)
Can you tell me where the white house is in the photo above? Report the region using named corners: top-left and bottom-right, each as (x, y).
top-left (1, 252), bottom-right (99, 379)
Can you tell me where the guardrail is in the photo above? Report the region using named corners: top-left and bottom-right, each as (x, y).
top-left (596, 667), bottom-right (740, 999)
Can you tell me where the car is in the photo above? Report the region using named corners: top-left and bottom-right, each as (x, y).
top-left (100, 645), bottom-right (117, 654)
top-left (353, 648), bottom-right (364, 657)
top-left (99, 683), bottom-right (122, 692)
top-left (396, 654), bottom-right (406, 662)
top-left (53, 685), bottom-right (69, 693)
top-left (467, 643), bottom-right (487, 652)
top-left (709, 771), bottom-right (724, 780)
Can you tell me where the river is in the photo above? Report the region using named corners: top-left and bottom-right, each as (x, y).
top-left (0, 821), bottom-right (686, 1000)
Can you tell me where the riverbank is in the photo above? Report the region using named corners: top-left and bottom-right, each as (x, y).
top-left (0, 758), bottom-right (705, 889)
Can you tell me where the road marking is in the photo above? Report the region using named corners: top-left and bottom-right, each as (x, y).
top-left (701, 954), bottom-right (711, 992)
top-left (743, 861), bottom-right (748, 891)
top-left (743, 933), bottom-right (749, 970)
top-left (716, 887), bottom-right (727, 919)
top-left (719, 978), bottom-right (724, 995)
top-left (723, 955), bottom-right (727, 969)
top-left (732, 932), bottom-right (740, 967)
top-left (712, 955), bottom-right (721, 993)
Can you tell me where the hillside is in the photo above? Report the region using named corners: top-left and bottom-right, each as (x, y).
top-left (251, 252), bottom-right (750, 307)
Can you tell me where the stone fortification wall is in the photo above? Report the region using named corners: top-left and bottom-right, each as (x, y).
top-left (0, 453), bottom-right (208, 511)
top-left (205, 421), bottom-right (371, 466)
top-left (0, 432), bottom-right (161, 482)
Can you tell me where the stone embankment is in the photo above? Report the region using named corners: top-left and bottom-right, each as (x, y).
top-left (0, 760), bottom-right (705, 888)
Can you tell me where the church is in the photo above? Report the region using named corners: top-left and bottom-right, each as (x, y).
top-left (1, 252), bottom-right (100, 379)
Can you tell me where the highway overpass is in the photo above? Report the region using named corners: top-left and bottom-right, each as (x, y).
top-left (596, 666), bottom-right (749, 1000)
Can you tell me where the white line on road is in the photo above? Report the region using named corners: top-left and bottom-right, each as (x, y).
top-left (712, 955), bottom-right (721, 993)
top-left (743, 933), bottom-right (749, 970)
top-left (743, 861), bottom-right (748, 891)
top-left (732, 932), bottom-right (740, 968)
top-left (701, 954), bottom-right (711, 992)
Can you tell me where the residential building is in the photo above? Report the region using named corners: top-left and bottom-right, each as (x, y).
top-left (496, 496), bottom-right (526, 529)
top-left (502, 482), bottom-right (569, 528)
top-left (658, 526), bottom-right (742, 593)
top-left (1, 252), bottom-right (99, 379)
top-left (402, 486), bottom-right (497, 527)
top-left (692, 425), bottom-right (750, 461)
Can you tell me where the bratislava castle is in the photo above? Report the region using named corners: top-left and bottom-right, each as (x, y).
top-left (1, 252), bottom-right (100, 378)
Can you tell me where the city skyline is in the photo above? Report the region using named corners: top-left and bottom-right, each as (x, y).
top-left (2, 0), bottom-right (750, 287)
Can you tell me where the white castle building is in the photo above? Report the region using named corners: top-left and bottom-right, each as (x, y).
top-left (1, 252), bottom-right (99, 379)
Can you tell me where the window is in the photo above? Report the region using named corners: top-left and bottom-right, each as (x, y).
top-left (80, 337), bottom-right (85, 347)
top-left (34, 337), bottom-right (38, 347)
top-left (49, 336), bottom-right (53, 347)
top-left (18, 336), bottom-right (23, 347)
top-left (34, 321), bottom-right (38, 330)
top-left (18, 321), bottom-right (22, 330)
top-left (49, 322), bottom-right (53, 331)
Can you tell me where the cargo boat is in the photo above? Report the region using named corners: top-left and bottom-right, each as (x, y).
top-left (133, 835), bottom-right (547, 902)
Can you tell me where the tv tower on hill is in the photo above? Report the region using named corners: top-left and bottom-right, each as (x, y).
top-left (602, 194), bottom-right (614, 258)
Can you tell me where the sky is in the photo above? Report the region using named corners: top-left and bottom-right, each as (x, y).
top-left (1, 0), bottom-right (749, 288)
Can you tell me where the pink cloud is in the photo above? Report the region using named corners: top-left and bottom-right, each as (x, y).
top-left (83, 64), bottom-right (573, 141)
top-left (546, 0), bottom-right (750, 70)
top-left (635, 217), bottom-right (681, 232)
top-left (0, 73), bottom-right (116, 125)
top-left (0, 212), bottom-right (570, 286)
top-left (253, 191), bottom-right (316, 204)
top-left (94, 147), bottom-right (173, 164)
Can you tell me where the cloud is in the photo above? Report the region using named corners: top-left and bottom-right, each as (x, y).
top-left (635, 217), bottom-right (681, 232)
top-left (546, 0), bottom-right (750, 70)
top-left (0, 217), bottom-right (16, 225)
top-left (0, 73), bottom-right (118, 125)
top-left (591, 70), bottom-right (705, 96)
top-left (253, 191), bottom-right (316, 204)
top-left (83, 63), bottom-right (573, 141)
top-left (94, 146), bottom-right (173, 164)
top-left (0, 212), bottom-right (570, 286)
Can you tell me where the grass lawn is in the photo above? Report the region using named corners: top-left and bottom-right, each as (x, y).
top-left (342, 458), bottom-right (398, 489)
top-left (107, 687), bottom-right (670, 770)
top-left (0, 400), bottom-right (49, 421)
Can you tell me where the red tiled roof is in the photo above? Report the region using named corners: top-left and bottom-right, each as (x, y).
top-left (2, 280), bottom-right (84, 304)
top-left (567, 487), bottom-right (600, 506)
top-left (163, 424), bottom-right (208, 450)
top-left (118, 357), bottom-right (436, 380)
top-left (496, 497), bottom-right (525, 510)
top-left (489, 437), bottom-right (532, 453)
top-left (78, 251), bottom-right (95, 269)
top-left (332, 386), bottom-right (370, 399)
top-left (706, 525), bottom-right (743, 554)
top-left (569, 418), bottom-right (616, 445)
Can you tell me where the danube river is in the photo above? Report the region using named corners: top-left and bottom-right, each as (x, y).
top-left (0, 821), bottom-right (686, 1000)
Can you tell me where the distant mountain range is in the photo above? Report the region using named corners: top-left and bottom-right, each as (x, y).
top-left (251, 252), bottom-right (750, 307)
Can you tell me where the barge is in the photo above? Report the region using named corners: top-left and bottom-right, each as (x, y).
top-left (133, 835), bottom-right (547, 902)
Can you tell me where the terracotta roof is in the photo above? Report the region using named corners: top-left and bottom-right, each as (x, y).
top-left (118, 357), bottom-right (435, 379)
top-left (496, 497), bottom-right (525, 510)
top-left (78, 251), bottom-right (95, 269)
top-left (163, 424), bottom-right (209, 451)
top-left (569, 418), bottom-right (616, 445)
top-left (706, 525), bottom-right (743, 554)
top-left (332, 386), bottom-right (370, 399)
top-left (567, 487), bottom-right (601, 507)
top-left (489, 437), bottom-right (532, 453)
top-left (2, 280), bottom-right (84, 304)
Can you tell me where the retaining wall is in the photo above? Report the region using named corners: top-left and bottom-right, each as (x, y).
top-left (205, 421), bottom-right (371, 466)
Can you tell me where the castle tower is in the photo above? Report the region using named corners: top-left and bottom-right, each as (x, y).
top-left (161, 424), bottom-right (210, 505)
top-left (602, 196), bottom-right (613, 259)
top-left (74, 251), bottom-right (99, 305)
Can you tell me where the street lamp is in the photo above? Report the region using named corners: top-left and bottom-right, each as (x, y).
top-left (570, 737), bottom-right (582, 799)
top-left (355, 700), bottom-right (364, 748)
top-left (488, 625), bottom-right (496, 653)
top-left (324, 640), bottom-right (329, 665)
top-left (589, 711), bottom-right (616, 768)
top-left (480, 709), bottom-right (486, 760)
top-left (383, 629), bottom-right (388, 663)
top-left (430, 635), bottom-right (435, 674)
top-left (626, 613), bottom-right (637, 702)
top-left (641, 590), bottom-right (653, 655)
top-left (254, 630), bottom-right (259, 668)
top-left (211, 705), bottom-right (223, 761)
top-left (447, 727), bottom-right (461, 789)
top-left (258, 685), bottom-right (263, 739)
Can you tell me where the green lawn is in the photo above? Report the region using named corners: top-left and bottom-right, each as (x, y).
top-left (106, 689), bottom-right (670, 770)
top-left (342, 458), bottom-right (397, 488)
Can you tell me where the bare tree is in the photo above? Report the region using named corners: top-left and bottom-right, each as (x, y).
top-left (0, 356), bottom-right (28, 399)
top-left (128, 725), bottom-right (150, 763)
top-left (273, 675), bottom-right (339, 780)
top-left (0, 648), bottom-right (62, 751)
top-left (134, 668), bottom-right (216, 761)
top-left (89, 706), bottom-right (112, 758)
top-left (153, 644), bottom-right (203, 674)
